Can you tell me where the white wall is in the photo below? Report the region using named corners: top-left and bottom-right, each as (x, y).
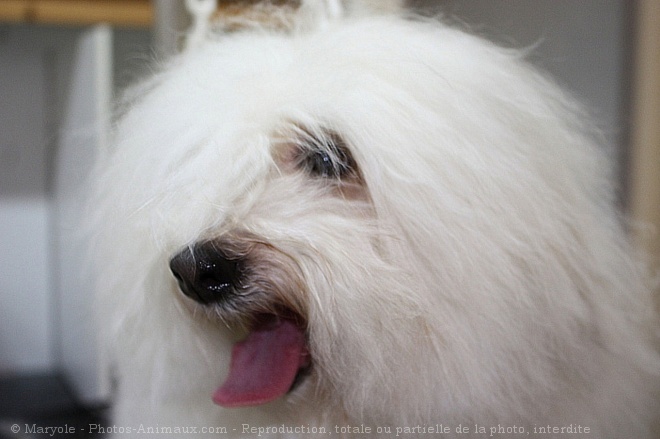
top-left (0, 26), bottom-right (57, 373)
top-left (0, 24), bottom-right (151, 391)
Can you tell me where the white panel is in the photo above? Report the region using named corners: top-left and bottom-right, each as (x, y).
top-left (53, 25), bottom-right (113, 404)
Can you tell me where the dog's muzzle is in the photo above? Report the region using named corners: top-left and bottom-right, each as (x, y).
top-left (169, 239), bottom-right (311, 408)
top-left (169, 242), bottom-right (242, 305)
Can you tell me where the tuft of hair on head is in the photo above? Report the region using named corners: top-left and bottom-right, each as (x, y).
top-left (341, 0), bottom-right (404, 16)
top-left (185, 0), bottom-right (404, 37)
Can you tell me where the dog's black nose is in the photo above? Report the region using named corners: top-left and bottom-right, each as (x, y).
top-left (169, 242), bottom-right (240, 304)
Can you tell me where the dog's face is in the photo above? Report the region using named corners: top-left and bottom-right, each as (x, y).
top-left (103, 20), bottom-right (449, 417)
top-left (95, 13), bottom-right (624, 426)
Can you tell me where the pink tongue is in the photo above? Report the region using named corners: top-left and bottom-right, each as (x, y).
top-left (213, 319), bottom-right (308, 407)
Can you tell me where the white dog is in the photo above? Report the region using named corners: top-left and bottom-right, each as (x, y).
top-left (90, 0), bottom-right (660, 437)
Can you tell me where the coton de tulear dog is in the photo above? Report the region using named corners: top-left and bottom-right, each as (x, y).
top-left (90, 0), bottom-right (660, 437)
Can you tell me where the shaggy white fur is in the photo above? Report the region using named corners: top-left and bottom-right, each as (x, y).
top-left (90, 1), bottom-right (660, 437)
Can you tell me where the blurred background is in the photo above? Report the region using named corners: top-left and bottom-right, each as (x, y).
top-left (1, 0), bottom-right (658, 437)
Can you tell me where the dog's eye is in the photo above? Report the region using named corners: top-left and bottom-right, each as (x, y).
top-left (301, 132), bottom-right (355, 180)
top-left (285, 126), bottom-right (358, 181)
top-left (306, 149), bottom-right (349, 179)
top-left (309, 150), bottom-right (333, 177)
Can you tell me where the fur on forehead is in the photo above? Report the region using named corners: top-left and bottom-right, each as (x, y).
top-left (109, 14), bottom-right (603, 249)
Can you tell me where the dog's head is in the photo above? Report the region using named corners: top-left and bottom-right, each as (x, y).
top-left (95, 1), bottom-right (620, 423)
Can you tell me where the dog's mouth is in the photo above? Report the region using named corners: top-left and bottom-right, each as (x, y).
top-left (212, 312), bottom-right (311, 407)
top-left (169, 241), bottom-right (311, 407)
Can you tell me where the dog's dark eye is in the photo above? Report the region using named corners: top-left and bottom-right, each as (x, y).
top-left (306, 148), bottom-right (350, 179)
top-left (308, 150), bottom-right (334, 177)
top-left (301, 132), bottom-right (355, 180)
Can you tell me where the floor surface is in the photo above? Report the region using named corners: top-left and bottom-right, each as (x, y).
top-left (0, 374), bottom-right (106, 438)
